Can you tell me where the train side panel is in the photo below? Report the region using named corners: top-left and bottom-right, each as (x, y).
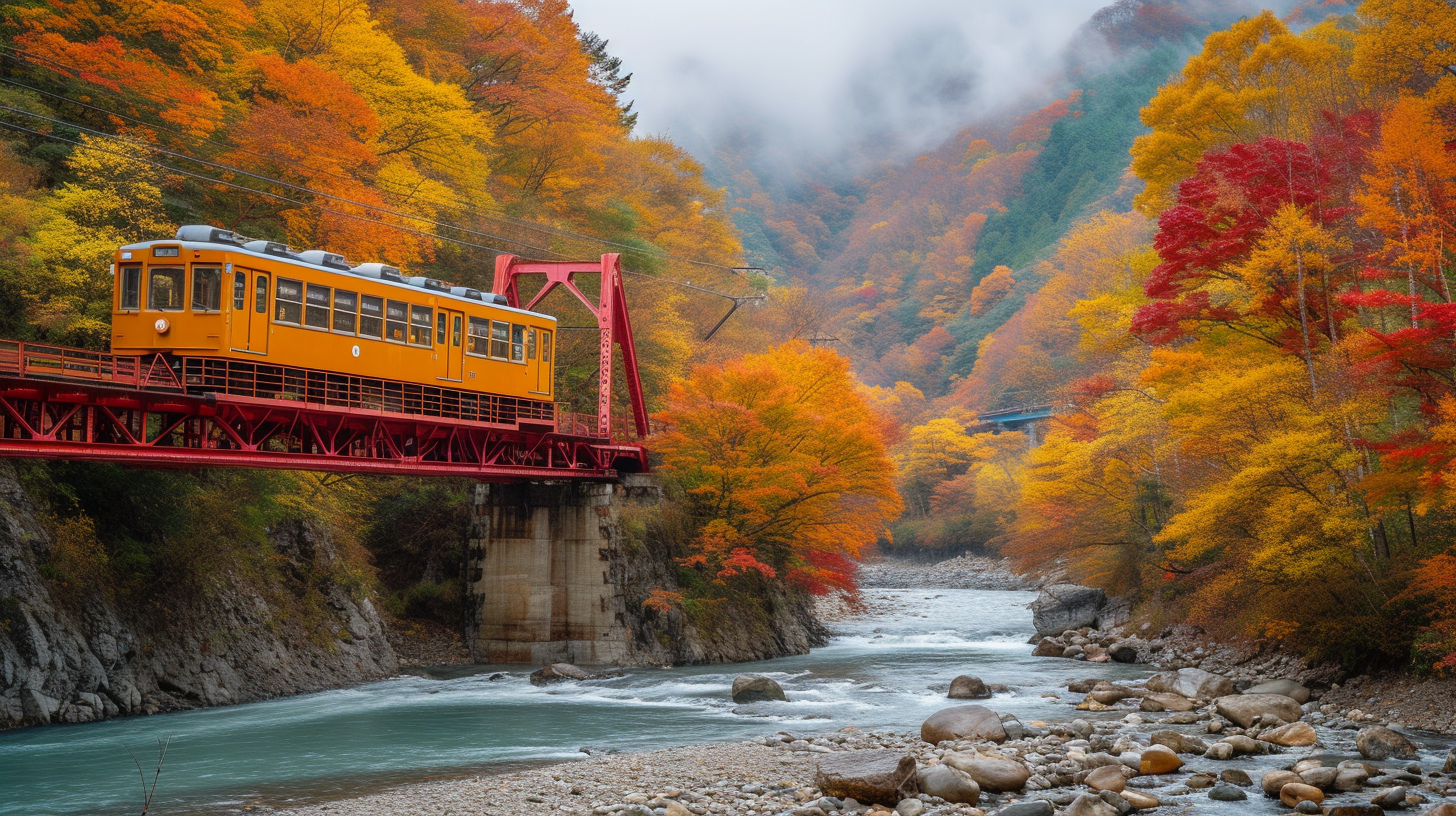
top-left (110, 243), bottom-right (556, 403)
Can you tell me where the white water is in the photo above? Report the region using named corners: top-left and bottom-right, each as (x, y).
top-left (1, 588), bottom-right (1153, 815)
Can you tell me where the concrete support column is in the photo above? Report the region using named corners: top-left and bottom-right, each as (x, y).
top-left (465, 475), bottom-right (659, 665)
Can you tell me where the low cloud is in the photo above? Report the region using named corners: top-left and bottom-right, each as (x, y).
top-left (569, 0), bottom-right (1112, 163)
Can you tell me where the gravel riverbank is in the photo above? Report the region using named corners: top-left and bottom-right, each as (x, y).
top-left (262, 556), bottom-right (1456, 816)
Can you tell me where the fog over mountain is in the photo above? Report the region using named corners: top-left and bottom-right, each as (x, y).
top-left (569, 0), bottom-right (1112, 162)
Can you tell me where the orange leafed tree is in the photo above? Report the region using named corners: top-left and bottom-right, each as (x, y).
top-left (653, 342), bottom-right (903, 595)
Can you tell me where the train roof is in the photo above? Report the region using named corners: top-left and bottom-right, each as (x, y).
top-left (118, 235), bottom-right (553, 321)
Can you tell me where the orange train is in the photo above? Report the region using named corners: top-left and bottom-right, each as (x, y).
top-left (111, 225), bottom-right (557, 410)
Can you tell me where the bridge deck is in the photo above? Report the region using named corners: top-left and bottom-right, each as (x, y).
top-left (0, 341), bottom-right (645, 479)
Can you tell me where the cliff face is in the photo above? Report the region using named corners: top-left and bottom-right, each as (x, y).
top-left (614, 512), bottom-right (829, 665)
top-left (0, 465), bottom-right (396, 728)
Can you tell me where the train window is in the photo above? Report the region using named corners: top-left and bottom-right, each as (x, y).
top-left (148, 267), bottom-right (185, 311)
top-left (385, 300), bottom-right (408, 343)
top-left (490, 320), bottom-right (509, 359)
top-left (305, 284), bottom-right (331, 329)
top-left (510, 324), bottom-right (525, 362)
top-left (333, 291), bottom-right (357, 334)
top-left (255, 275), bottom-right (267, 314)
top-left (192, 266), bottom-right (222, 312)
top-left (466, 317), bottom-right (490, 357)
top-left (233, 270), bottom-right (246, 310)
top-left (436, 312), bottom-right (447, 345)
top-left (409, 305), bottom-right (433, 346)
top-left (119, 265), bottom-right (141, 311)
top-left (452, 315), bottom-right (462, 348)
top-left (276, 280), bottom-right (302, 322)
top-left (359, 295), bottom-right (384, 339)
top-left (275, 278), bottom-right (303, 324)
top-left (540, 331), bottom-right (552, 363)
top-left (526, 328), bottom-right (536, 360)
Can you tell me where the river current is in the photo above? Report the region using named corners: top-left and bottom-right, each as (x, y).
top-left (2, 588), bottom-right (1153, 815)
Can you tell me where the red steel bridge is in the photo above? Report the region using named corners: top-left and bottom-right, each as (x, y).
top-left (0, 255), bottom-right (650, 480)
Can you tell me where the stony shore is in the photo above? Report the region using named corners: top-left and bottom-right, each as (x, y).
top-left (268, 557), bottom-right (1456, 816)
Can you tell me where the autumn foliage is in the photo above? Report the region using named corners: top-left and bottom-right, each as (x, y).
top-left (653, 343), bottom-right (902, 598)
top-left (913, 1), bottom-right (1456, 673)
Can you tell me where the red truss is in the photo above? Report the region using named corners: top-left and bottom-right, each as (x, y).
top-left (0, 341), bottom-right (646, 479)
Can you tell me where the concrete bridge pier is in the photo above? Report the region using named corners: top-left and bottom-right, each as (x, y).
top-left (464, 475), bottom-right (661, 665)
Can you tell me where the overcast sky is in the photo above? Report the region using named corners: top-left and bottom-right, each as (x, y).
top-left (569, 0), bottom-right (1113, 161)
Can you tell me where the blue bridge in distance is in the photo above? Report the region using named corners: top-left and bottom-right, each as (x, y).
top-left (975, 403), bottom-right (1055, 445)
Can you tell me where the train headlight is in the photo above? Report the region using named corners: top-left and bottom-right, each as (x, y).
top-left (154, 318), bottom-right (170, 334)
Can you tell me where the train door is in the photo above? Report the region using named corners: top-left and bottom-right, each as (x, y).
top-left (437, 309), bottom-right (463, 382)
top-left (535, 329), bottom-right (553, 395)
top-left (230, 267), bottom-right (270, 354)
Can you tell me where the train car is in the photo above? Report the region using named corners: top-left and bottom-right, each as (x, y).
top-left (110, 225), bottom-right (557, 426)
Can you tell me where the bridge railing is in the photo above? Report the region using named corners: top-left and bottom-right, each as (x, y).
top-left (0, 341), bottom-right (142, 386)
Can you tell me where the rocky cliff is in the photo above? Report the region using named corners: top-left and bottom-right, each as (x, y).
top-left (0, 464), bottom-right (397, 728)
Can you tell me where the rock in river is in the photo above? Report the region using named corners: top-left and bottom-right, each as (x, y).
top-left (1030, 584), bottom-right (1107, 636)
top-left (1259, 721), bottom-right (1318, 747)
top-left (1062, 792), bottom-right (1121, 816)
top-left (1262, 770), bottom-right (1303, 798)
top-left (731, 674), bottom-right (786, 703)
top-left (1084, 764), bottom-right (1126, 793)
top-left (1031, 637), bottom-right (1064, 657)
top-left (1244, 678), bottom-right (1311, 703)
top-left (1145, 667), bottom-right (1235, 700)
top-left (528, 663), bottom-right (590, 685)
top-left (1139, 744), bottom-right (1183, 775)
top-left (917, 764), bottom-right (980, 805)
top-left (1214, 693), bottom-right (1302, 728)
top-left (816, 750), bottom-right (918, 806)
top-left (1279, 782), bottom-right (1325, 808)
top-left (994, 802), bottom-right (1053, 816)
top-left (944, 751), bottom-right (1032, 792)
top-left (1356, 725), bottom-right (1419, 761)
top-left (948, 675), bottom-right (992, 699)
top-left (921, 705), bottom-right (1007, 744)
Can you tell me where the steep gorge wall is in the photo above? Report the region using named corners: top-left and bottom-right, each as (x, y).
top-left (0, 465), bottom-right (396, 729)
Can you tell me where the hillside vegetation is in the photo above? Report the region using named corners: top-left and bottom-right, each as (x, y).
top-left (736, 0), bottom-right (1456, 674)
top-left (0, 0), bottom-right (900, 647)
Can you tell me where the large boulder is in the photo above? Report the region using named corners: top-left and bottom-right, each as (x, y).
top-left (916, 764), bottom-right (980, 805)
top-left (1261, 770), bottom-right (1303, 798)
top-left (1139, 744), bottom-right (1183, 775)
top-left (994, 802), bottom-right (1053, 816)
top-left (1214, 693), bottom-right (1302, 728)
top-left (1260, 721), bottom-right (1318, 747)
top-left (529, 663), bottom-right (590, 685)
top-left (1062, 793), bottom-right (1121, 816)
top-left (1146, 667), bottom-right (1235, 700)
top-left (1030, 584), bottom-right (1107, 636)
top-left (731, 674), bottom-right (786, 703)
top-left (921, 705), bottom-right (1007, 744)
top-left (1151, 731), bottom-right (1208, 754)
top-left (948, 675), bottom-right (992, 699)
top-left (1244, 678), bottom-right (1311, 703)
top-left (1141, 692), bottom-right (1195, 712)
top-left (815, 750), bottom-right (917, 806)
top-left (943, 751), bottom-right (1031, 792)
top-left (1084, 765), bottom-right (1126, 793)
top-left (1031, 638), bottom-right (1064, 657)
top-left (1355, 725), bottom-right (1419, 761)
top-left (1280, 782), bottom-right (1324, 808)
